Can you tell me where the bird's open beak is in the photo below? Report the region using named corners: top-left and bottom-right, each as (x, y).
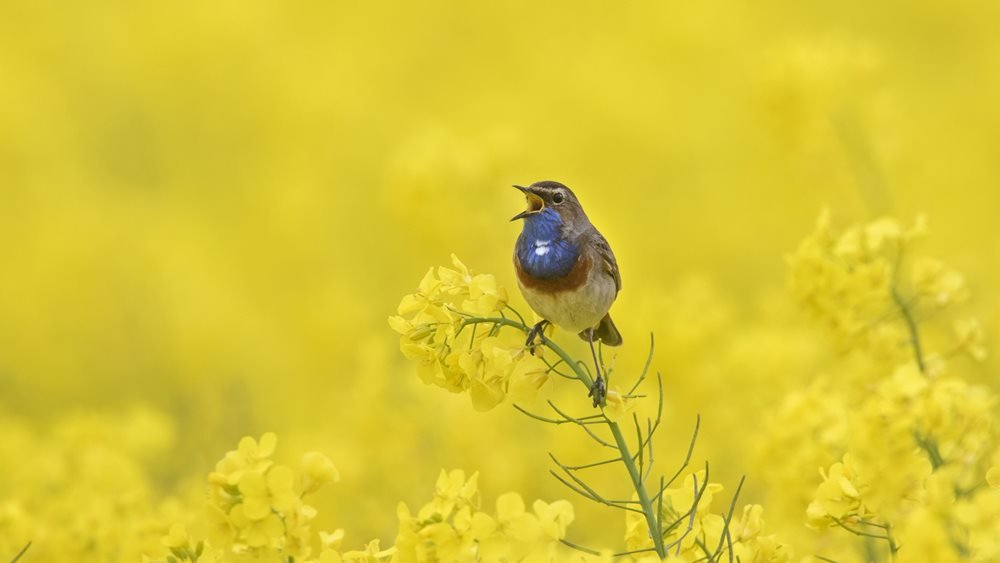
top-left (510, 185), bottom-right (545, 221)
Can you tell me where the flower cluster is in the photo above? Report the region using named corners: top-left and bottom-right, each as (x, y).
top-left (389, 255), bottom-right (551, 410)
top-left (0, 408), bottom-right (179, 561)
top-left (624, 470), bottom-right (790, 562)
top-left (148, 435), bottom-right (581, 563)
top-left (769, 212), bottom-right (1000, 562)
top-left (395, 469), bottom-right (574, 562)
top-left (149, 432), bottom-right (347, 563)
top-left (788, 211), bottom-right (924, 358)
top-left (803, 364), bottom-right (1000, 559)
top-left (204, 433), bottom-right (340, 559)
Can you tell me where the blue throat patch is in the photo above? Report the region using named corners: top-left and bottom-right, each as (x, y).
top-left (516, 208), bottom-right (580, 279)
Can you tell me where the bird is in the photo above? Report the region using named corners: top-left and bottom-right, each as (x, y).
top-left (510, 180), bottom-right (622, 407)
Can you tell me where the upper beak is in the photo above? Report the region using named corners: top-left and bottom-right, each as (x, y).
top-left (510, 185), bottom-right (545, 221)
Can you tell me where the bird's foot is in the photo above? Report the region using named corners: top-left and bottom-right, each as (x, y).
top-left (525, 320), bottom-right (549, 355)
top-left (588, 375), bottom-right (607, 408)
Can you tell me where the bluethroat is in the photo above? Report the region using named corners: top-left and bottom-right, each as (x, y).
top-left (511, 180), bottom-right (622, 407)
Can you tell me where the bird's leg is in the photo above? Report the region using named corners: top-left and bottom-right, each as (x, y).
top-left (586, 328), bottom-right (607, 408)
top-left (525, 319), bottom-right (549, 355)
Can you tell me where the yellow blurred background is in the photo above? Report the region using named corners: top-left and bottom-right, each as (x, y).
top-left (1, 0), bottom-right (999, 560)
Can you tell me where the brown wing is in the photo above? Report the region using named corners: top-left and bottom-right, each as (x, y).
top-left (591, 230), bottom-right (621, 294)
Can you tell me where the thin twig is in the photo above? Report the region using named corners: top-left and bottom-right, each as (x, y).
top-left (831, 516), bottom-right (895, 545)
top-left (550, 453), bottom-right (641, 505)
top-left (541, 356), bottom-right (576, 380)
top-left (712, 476), bottom-right (746, 560)
top-left (512, 403), bottom-right (604, 426)
top-left (548, 470), bottom-right (644, 514)
top-left (628, 333), bottom-right (656, 396)
top-left (612, 547), bottom-right (659, 557)
top-left (655, 474), bottom-right (665, 537)
top-left (10, 543), bottom-right (31, 563)
top-left (693, 538), bottom-right (717, 561)
top-left (661, 415), bottom-right (700, 491)
top-left (668, 473), bottom-right (700, 556)
top-left (659, 461), bottom-right (712, 540)
top-left (631, 375), bottom-right (666, 464)
top-left (725, 517), bottom-right (735, 563)
top-left (561, 456), bottom-right (624, 471)
top-left (643, 418), bottom-right (655, 483)
top-left (634, 413), bottom-right (645, 480)
top-left (547, 401), bottom-right (617, 447)
top-left (560, 539), bottom-right (601, 556)
top-left (892, 287), bottom-right (926, 374)
top-left (504, 304), bottom-right (528, 326)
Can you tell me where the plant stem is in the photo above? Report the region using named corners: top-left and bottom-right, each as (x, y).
top-left (470, 314), bottom-right (666, 557)
top-left (891, 288), bottom-right (925, 373)
top-left (10, 543), bottom-right (31, 563)
top-left (609, 420), bottom-right (667, 557)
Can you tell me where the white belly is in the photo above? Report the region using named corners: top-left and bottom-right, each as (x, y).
top-left (517, 270), bottom-right (617, 334)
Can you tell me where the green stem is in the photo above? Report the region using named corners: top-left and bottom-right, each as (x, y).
top-left (10, 543), bottom-right (31, 563)
top-left (891, 288), bottom-right (926, 374)
top-left (470, 314), bottom-right (666, 557)
top-left (609, 420), bottom-right (667, 557)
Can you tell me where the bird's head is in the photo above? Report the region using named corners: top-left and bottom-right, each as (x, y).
top-left (510, 181), bottom-right (588, 233)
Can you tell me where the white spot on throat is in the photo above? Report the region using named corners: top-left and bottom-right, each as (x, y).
top-left (534, 239), bottom-right (551, 257)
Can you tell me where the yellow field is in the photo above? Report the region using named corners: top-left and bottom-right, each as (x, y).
top-left (1, 1), bottom-right (999, 562)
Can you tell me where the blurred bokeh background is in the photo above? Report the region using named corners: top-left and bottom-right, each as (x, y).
top-left (1, 0), bottom-right (999, 560)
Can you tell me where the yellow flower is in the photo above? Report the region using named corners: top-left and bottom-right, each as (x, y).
top-left (239, 465), bottom-right (298, 520)
top-left (229, 504), bottom-right (284, 548)
top-left (494, 493), bottom-right (542, 543)
top-left (240, 432), bottom-right (278, 460)
top-left (627, 470), bottom-right (724, 552)
top-left (284, 503), bottom-right (321, 559)
top-left (319, 529), bottom-right (346, 550)
top-left (732, 504), bottom-right (765, 541)
top-left (532, 499), bottom-right (574, 540)
top-left (395, 469), bottom-right (572, 563)
top-left (162, 522), bottom-right (190, 549)
top-left (786, 212), bottom-right (960, 364)
top-left (396, 268), bottom-right (445, 318)
top-left (316, 550), bottom-right (343, 563)
top-left (438, 254), bottom-right (508, 316)
top-left (204, 504), bottom-right (235, 548)
top-left (806, 454), bottom-right (870, 528)
top-left (507, 354), bottom-right (552, 402)
top-left (986, 466), bottom-right (1000, 489)
top-left (341, 539), bottom-right (396, 562)
top-left (463, 336), bottom-right (519, 411)
top-left (664, 471), bottom-right (724, 517)
top-left (426, 469), bottom-right (480, 519)
top-left (912, 257), bottom-right (968, 306)
top-left (602, 387), bottom-right (636, 423)
top-left (391, 257), bottom-right (547, 410)
top-left (301, 451), bottom-right (340, 495)
top-left (209, 432), bottom-right (278, 488)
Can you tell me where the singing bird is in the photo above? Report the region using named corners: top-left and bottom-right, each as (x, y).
top-left (511, 180), bottom-right (622, 406)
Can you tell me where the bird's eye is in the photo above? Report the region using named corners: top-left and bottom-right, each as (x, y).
top-left (552, 192), bottom-right (565, 205)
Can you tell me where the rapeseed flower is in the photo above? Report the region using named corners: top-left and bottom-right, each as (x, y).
top-left (390, 256), bottom-right (551, 410)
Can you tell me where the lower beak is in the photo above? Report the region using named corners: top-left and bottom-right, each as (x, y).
top-left (511, 185), bottom-right (545, 221)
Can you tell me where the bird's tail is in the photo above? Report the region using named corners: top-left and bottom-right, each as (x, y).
top-left (579, 313), bottom-right (623, 347)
